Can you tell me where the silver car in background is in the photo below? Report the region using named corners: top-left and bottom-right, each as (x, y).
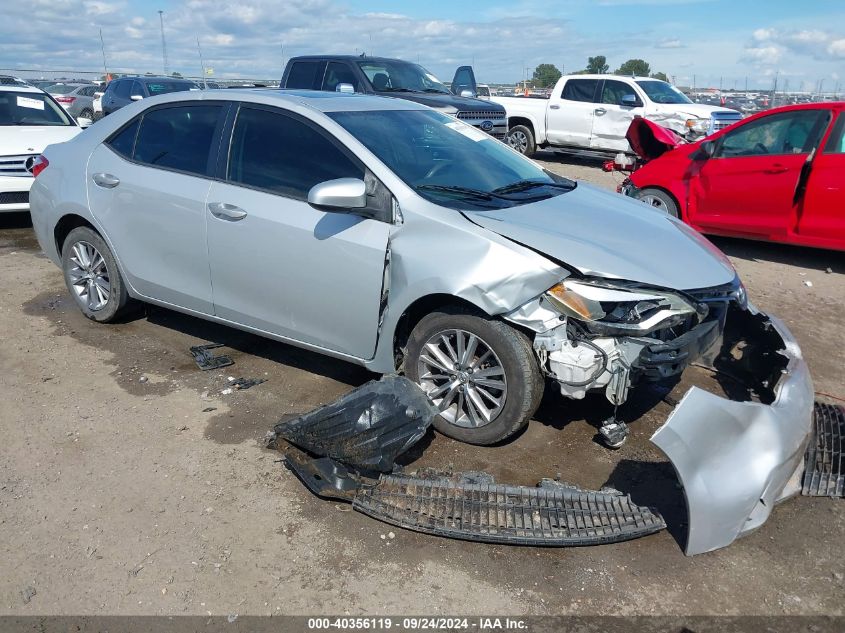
top-left (45, 83), bottom-right (98, 119)
top-left (29, 89), bottom-right (814, 555)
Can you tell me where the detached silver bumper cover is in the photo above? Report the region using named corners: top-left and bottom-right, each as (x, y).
top-left (651, 311), bottom-right (814, 555)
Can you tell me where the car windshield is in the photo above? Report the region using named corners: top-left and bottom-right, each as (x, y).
top-left (328, 109), bottom-right (575, 210)
top-left (356, 60), bottom-right (450, 94)
top-left (46, 84), bottom-right (81, 94)
top-left (0, 91), bottom-right (72, 126)
top-left (145, 81), bottom-right (197, 96)
top-left (636, 80), bottom-right (692, 105)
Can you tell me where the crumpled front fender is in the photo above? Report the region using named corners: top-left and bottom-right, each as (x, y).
top-left (651, 313), bottom-right (814, 555)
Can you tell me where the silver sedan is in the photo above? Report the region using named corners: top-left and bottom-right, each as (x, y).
top-left (29, 89), bottom-right (814, 554)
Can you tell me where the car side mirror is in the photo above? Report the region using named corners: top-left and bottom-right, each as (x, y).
top-left (621, 94), bottom-right (642, 108)
top-left (76, 117), bottom-right (93, 128)
top-left (130, 95), bottom-right (143, 101)
top-left (690, 139), bottom-right (716, 161)
top-left (460, 89), bottom-right (476, 98)
top-left (336, 83), bottom-right (355, 94)
top-left (308, 178), bottom-right (367, 210)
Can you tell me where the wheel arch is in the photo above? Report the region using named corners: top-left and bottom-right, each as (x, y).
top-left (54, 213), bottom-right (98, 256)
top-left (507, 116), bottom-right (535, 136)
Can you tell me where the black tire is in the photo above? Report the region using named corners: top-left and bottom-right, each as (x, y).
top-left (637, 187), bottom-right (679, 218)
top-left (61, 226), bottom-right (133, 323)
top-left (506, 124), bottom-right (536, 157)
top-left (405, 307), bottom-right (544, 445)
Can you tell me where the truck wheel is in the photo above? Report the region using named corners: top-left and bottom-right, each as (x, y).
top-left (637, 188), bottom-right (679, 218)
top-left (507, 125), bottom-right (536, 156)
top-left (405, 307), bottom-right (544, 445)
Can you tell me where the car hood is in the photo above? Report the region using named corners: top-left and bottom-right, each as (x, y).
top-left (0, 126), bottom-right (80, 155)
top-left (626, 117), bottom-right (685, 161)
top-left (465, 183), bottom-right (736, 290)
top-left (374, 91), bottom-right (504, 113)
top-left (652, 103), bottom-right (739, 118)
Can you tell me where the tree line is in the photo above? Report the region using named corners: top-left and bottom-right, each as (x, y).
top-left (531, 56), bottom-right (669, 88)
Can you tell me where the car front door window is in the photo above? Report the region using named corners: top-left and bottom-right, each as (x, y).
top-left (718, 110), bottom-right (825, 158)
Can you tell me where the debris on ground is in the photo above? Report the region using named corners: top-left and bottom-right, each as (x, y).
top-left (228, 377), bottom-right (266, 390)
top-left (271, 375), bottom-right (666, 547)
top-left (190, 343), bottom-right (234, 371)
top-left (20, 586), bottom-right (36, 604)
top-left (804, 280), bottom-right (814, 287)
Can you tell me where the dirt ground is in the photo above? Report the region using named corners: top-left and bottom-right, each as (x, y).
top-left (1, 152), bottom-right (843, 616)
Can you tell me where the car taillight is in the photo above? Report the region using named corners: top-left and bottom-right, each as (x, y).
top-left (55, 96), bottom-right (76, 104)
top-left (31, 155), bottom-right (48, 178)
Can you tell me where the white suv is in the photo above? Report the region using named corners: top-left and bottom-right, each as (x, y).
top-left (0, 85), bottom-right (84, 212)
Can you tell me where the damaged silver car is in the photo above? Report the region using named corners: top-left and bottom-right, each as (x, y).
top-left (30, 89), bottom-right (814, 554)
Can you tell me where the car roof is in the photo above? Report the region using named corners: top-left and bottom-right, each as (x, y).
top-left (0, 84), bottom-right (43, 94)
top-left (561, 74), bottom-right (655, 81)
top-left (288, 55), bottom-right (421, 65)
top-left (134, 87), bottom-right (430, 113)
top-left (117, 76), bottom-right (196, 84)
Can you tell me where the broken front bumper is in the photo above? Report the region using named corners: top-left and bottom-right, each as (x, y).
top-left (651, 310), bottom-right (814, 555)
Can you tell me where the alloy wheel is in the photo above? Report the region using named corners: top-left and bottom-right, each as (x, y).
top-left (417, 329), bottom-right (508, 428)
top-left (507, 130), bottom-right (528, 154)
top-left (67, 241), bottom-right (111, 311)
top-left (639, 194), bottom-right (667, 211)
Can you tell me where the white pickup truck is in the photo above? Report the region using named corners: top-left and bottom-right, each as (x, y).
top-left (491, 74), bottom-right (742, 156)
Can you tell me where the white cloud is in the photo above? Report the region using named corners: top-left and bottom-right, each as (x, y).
top-left (656, 39), bottom-right (683, 49)
top-left (828, 39), bottom-right (845, 58)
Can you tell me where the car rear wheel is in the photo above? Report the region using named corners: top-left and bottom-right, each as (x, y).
top-left (405, 308), bottom-right (544, 445)
top-left (637, 188), bottom-right (679, 218)
top-left (61, 227), bottom-right (133, 323)
top-left (506, 124), bottom-right (536, 157)
top-left (80, 108), bottom-right (94, 119)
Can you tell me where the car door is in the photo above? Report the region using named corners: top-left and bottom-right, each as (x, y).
top-left (102, 80), bottom-right (123, 114)
top-left (545, 78), bottom-right (599, 148)
top-left (86, 102), bottom-right (227, 313)
top-left (205, 104), bottom-right (391, 358)
top-left (589, 79), bottom-right (643, 152)
top-left (689, 109), bottom-right (829, 237)
top-left (797, 111), bottom-right (845, 244)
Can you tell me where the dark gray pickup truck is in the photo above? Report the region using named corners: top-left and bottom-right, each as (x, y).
top-left (281, 56), bottom-right (507, 139)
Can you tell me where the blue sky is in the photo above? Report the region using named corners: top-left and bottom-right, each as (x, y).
top-left (2, 0), bottom-right (843, 91)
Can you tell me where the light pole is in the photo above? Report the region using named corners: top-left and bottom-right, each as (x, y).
top-left (158, 10), bottom-right (169, 76)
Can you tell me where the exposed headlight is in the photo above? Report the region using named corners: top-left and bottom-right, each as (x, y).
top-left (685, 117), bottom-right (710, 134)
top-left (545, 279), bottom-right (706, 336)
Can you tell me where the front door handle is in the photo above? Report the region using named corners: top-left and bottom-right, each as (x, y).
top-left (208, 202), bottom-right (247, 221)
top-left (92, 172), bottom-right (120, 188)
top-left (594, 108), bottom-right (607, 116)
top-left (764, 164), bottom-right (789, 174)
top-left (549, 104), bottom-right (560, 110)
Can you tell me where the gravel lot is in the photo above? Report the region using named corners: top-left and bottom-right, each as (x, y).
top-left (1, 152), bottom-right (843, 616)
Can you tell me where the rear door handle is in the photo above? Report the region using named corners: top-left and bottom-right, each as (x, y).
top-left (594, 108), bottom-right (607, 115)
top-left (208, 202), bottom-right (247, 221)
top-left (764, 164), bottom-right (789, 174)
top-left (549, 104), bottom-right (560, 110)
top-left (92, 172), bottom-right (120, 188)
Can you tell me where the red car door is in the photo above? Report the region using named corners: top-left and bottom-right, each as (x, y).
top-left (797, 112), bottom-right (845, 248)
top-left (689, 109), bottom-right (829, 239)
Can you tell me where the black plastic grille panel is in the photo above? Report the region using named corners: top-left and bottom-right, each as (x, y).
top-left (353, 475), bottom-right (665, 546)
top-left (802, 402), bottom-right (845, 497)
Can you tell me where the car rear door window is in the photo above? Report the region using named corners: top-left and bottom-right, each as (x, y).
top-left (718, 110), bottom-right (827, 157)
top-left (561, 79), bottom-right (599, 102)
top-left (132, 105), bottom-right (222, 176)
top-left (286, 61), bottom-right (325, 90)
top-left (106, 118), bottom-right (140, 158)
top-left (226, 106), bottom-right (363, 199)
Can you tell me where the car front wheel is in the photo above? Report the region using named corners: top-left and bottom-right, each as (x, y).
top-left (405, 308), bottom-right (544, 445)
top-left (637, 188), bottom-right (679, 218)
top-left (61, 226), bottom-right (133, 322)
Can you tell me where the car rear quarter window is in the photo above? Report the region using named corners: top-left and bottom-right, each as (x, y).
top-left (106, 118), bottom-right (140, 158)
top-left (561, 79), bottom-right (599, 102)
top-left (286, 61), bottom-right (325, 90)
top-left (226, 106), bottom-right (363, 199)
top-left (132, 105), bottom-right (222, 176)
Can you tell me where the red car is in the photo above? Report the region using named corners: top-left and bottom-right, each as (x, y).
top-left (622, 103), bottom-right (845, 251)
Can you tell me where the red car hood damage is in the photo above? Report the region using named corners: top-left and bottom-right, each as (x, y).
top-left (626, 117), bottom-right (685, 161)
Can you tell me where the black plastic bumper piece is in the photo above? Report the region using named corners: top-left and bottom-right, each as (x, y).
top-left (190, 343), bottom-right (234, 371)
top-left (352, 473), bottom-right (666, 546)
top-left (635, 318), bottom-right (721, 381)
top-left (802, 402), bottom-right (845, 498)
top-left (271, 375), bottom-right (439, 472)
